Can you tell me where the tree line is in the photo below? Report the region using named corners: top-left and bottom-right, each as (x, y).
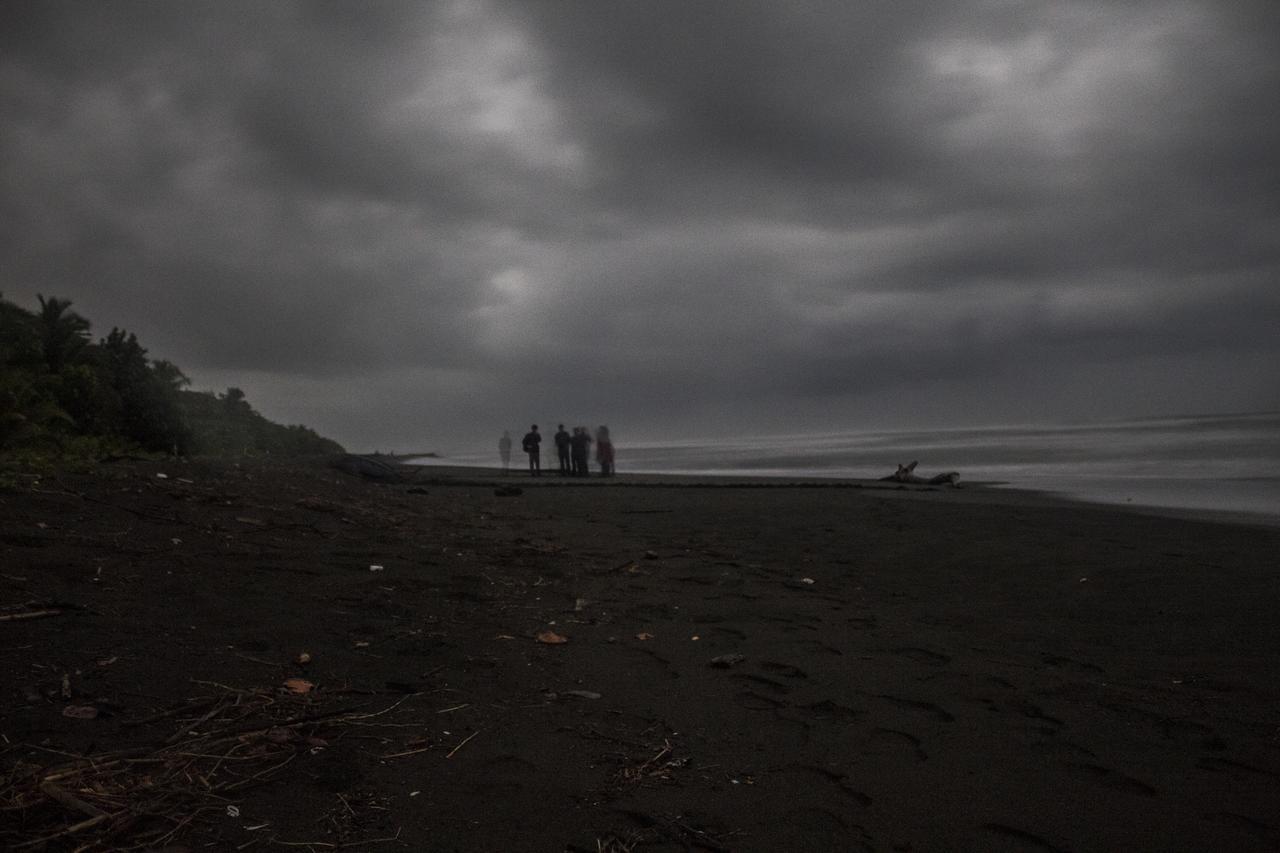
top-left (1, 293), bottom-right (343, 459)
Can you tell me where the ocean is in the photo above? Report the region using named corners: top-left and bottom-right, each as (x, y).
top-left (412, 412), bottom-right (1280, 524)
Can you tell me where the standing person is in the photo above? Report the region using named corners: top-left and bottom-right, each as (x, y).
top-left (595, 425), bottom-right (615, 477)
top-left (554, 424), bottom-right (572, 475)
top-left (498, 430), bottom-right (512, 474)
top-left (521, 424), bottom-right (542, 476)
top-left (570, 426), bottom-right (591, 476)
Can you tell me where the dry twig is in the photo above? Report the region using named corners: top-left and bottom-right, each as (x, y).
top-left (0, 609), bottom-right (62, 622)
top-left (0, 682), bottom-right (413, 851)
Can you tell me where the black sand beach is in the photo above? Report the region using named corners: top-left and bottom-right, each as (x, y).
top-left (2, 458), bottom-right (1278, 851)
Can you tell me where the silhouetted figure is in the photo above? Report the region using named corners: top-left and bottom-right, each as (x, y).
top-left (498, 431), bottom-right (512, 474)
top-left (554, 424), bottom-right (572, 475)
top-left (522, 424), bottom-right (542, 476)
top-left (595, 425), bottom-right (615, 476)
top-left (570, 426), bottom-right (592, 476)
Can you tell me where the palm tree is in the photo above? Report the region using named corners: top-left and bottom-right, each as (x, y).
top-left (36, 294), bottom-right (90, 373)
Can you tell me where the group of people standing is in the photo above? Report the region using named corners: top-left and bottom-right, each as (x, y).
top-left (498, 424), bottom-right (615, 476)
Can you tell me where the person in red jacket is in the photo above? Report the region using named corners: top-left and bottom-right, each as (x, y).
top-left (595, 425), bottom-right (615, 476)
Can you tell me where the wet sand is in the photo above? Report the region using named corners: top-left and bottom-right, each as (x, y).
top-left (2, 458), bottom-right (1278, 851)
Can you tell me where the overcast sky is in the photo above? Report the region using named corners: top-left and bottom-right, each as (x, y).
top-left (3, 1), bottom-right (1277, 453)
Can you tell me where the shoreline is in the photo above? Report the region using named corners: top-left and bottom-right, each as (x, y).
top-left (399, 460), bottom-right (1280, 530)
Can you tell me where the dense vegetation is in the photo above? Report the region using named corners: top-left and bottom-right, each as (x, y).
top-left (1, 293), bottom-right (343, 460)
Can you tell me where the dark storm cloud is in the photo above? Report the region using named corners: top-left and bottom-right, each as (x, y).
top-left (1, 0), bottom-right (1277, 450)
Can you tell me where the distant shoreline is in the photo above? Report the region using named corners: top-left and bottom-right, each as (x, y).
top-left (395, 460), bottom-right (1280, 530)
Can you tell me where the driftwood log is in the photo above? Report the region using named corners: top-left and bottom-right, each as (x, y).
top-left (880, 461), bottom-right (960, 486)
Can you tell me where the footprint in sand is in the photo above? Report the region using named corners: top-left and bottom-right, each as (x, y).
top-left (865, 727), bottom-right (927, 761)
top-left (1040, 653), bottom-right (1104, 674)
top-left (890, 646), bottom-right (951, 665)
top-left (981, 823), bottom-right (1068, 853)
top-left (730, 673), bottom-right (791, 694)
top-left (735, 690), bottom-right (788, 711)
top-left (874, 693), bottom-right (956, 723)
top-left (798, 639), bottom-right (844, 656)
top-left (802, 699), bottom-right (865, 720)
top-left (777, 763), bottom-right (873, 806)
top-left (1196, 756), bottom-right (1279, 779)
top-left (759, 660), bottom-right (809, 679)
top-left (1010, 699), bottom-right (1064, 729)
top-left (1062, 761), bottom-right (1157, 797)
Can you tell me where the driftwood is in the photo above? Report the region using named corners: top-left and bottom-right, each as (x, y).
top-left (0, 609), bottom-right (63, 623)
top-left (880, 461), bottom-right (960, 486)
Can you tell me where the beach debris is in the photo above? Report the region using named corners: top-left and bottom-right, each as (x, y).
top-left (1079, 577), bottom-right (1089, 583)
top-left (690, 635), bottom-right (700, 641)
top-left (636, 632), bottom-right (654, 641)
top-left (265, 727), bottom-right (293, 744)
top-left (644, 550), bottom-right (659, 560)
top-left (710, 654), bottom-right (746, 668)
top-left (880, 461), bottom-right (960, 486)
top-left (235, 516), bottom-right (267, 526)
top-left (0, 607), bottom-right (63, 622)
top-left (61, 673), bottom-right (72, 698)
top-left (536, 630), bottom-right (569, 644)
top-left (801, 577), bottom-right (815, 585)
top-left (282, 677), bottom-right (314, 694)
top-left (447, 730), bottom-right (479, 758)
top-left (617, 739), bottom-right (689, 784)
top-left (296, 651), bottom-right (312, 665)
top-left (7, 681), bottom-right (414, 850)
top-left (61, 705), bottom-right (99, 720)
top-left (563, 690), bottom-right (602, 700)
top-left (369, 564), bottom-right (385, 572)
top-left (155, 472), bottom-right (168, 479)
top-left (574, 597), bottom-right (588, 611)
